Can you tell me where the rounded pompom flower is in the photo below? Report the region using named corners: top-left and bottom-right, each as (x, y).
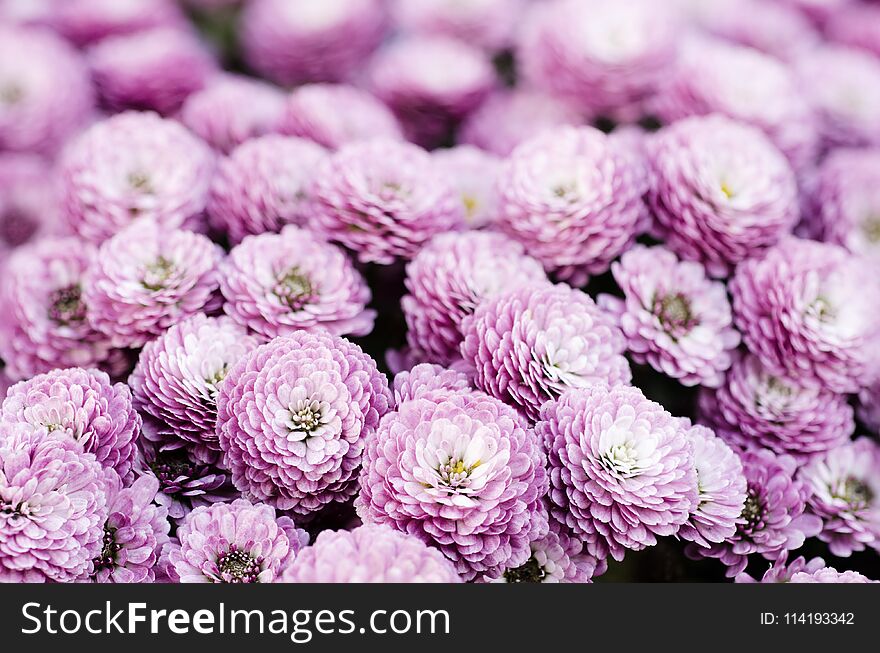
top-left (677, 424), bottom-right (747, 549)
top-left (207, 135), bottom-right (327, 245)
top-left (0, 425), bottom-right (108, 583)
top-left (698, 353), bottom-right (855, 459)
top-left (277, 83), bottom-right (402, 150)
top-left (356, 391), bottom-right (548, 580)
top-left (689, 448), bottom-right (822, 577)
top-left (0, 154), bottom-right (63, 264)
top-left (797, 438), bottom-right (880, 557)
top-left (89, 473), bottom-right (170, 583)
top-left (217, 331), bottom-right (392, 515)
top-left (87, 27), bottom-right (216, 116)
top-left (790, 568), bottom-right (877, 583)
top-left (538, 385), bottom-right (698, 562)
top-left (282, 524), bottom-right (461, 583)
top-left (647, 115), bottom-right (799, 277)
top-left (460, 284), bottom-right (631, 421)
top-left (0, 237), bottom-right (120, 381)
top-left (1, 367), bottom-right (140, 482)
top-left (220, 226), bottom-right (374, 340)
top-left (599, 246), bottom-right (740, 387)
top-left (494, 126), bottom-right (646, 283)
top-left (309, 139), bottom-right (464, 264)
top-left (165, 498), bottom-right (307, 583)
top-left (390, 0), bottom-right (522, 53)
top-left (392, 364), bottom-right (473, 406)
top-left (402, 231), bottom-right (547, 366)
top-left (49, 0), bottom-right (185, 47)
top-left (0, 26), bottom-right (94, 155)
top-left (241, 0), bottom-right (387, 86)
top-left (730, 237), bottom-right (880, 394)
top-left (431, 146), bottom-right (500, 229)
top-left (129, 314), bottom-right (260, 451)
top-left (59, 111), bottom-right (215, 244)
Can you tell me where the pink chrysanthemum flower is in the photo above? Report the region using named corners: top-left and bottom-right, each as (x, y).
top-left (826, 4), bottom-right (880, 59)
top-left (776, 0), bottom-right (856, 28)
top-left (49, 0), bottom-right (186, 47)
top-left (431, 146), bottom-right (500, 229)
top-left (790, 568), bottom-right (877, 583)
top-left (461, 284), bottom-right (631, 421)
top-left (402, 231), bottom-right (546, 366)
top-left (0, 154), bottom-right (63, 266)
top-left (599, 246), bottom-right (740, 387)
top-left (207, 135), bottom-right (327, 245)
top-left (59, 111), bottom-right (215, 244)
top-left (390, 0), bottom-right (522, 53)
top-left (220, 226), bottom-right (374, 340)
top-left (282, 524), bottom-right (461, 583)
top-left (309, 139), bottom-right (464, 264)
top-left (734, 551), bottom-right (827, 583)
top-left (391, 363), bottom-right (473, 407)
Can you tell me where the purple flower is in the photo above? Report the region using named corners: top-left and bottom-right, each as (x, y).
top-left (731, 237), bottom-right (880, 394)
top-left (494, 126), bottom-right (646, 284)
top-left (217, 332), bottom-right (392, 516)
top-left (241, 0), bottom-right (387, 86)
top-left (647, 115), bottom-right (798, 277)
top-left (49, 0), bottom-right (185, 47)
top-left (0, 425), bottom-right (109, 583)
top-left (689, 448), bottom-right (822, 577)
top-left (59, 111), bottom-right (215, 244)
top-left (402, 231), bottom-right (547, 366)
top-left (368, 36), bottom-right (496, 147)
top-left (390, 0), bottom-right (522, 53)
top-left (0, 154), bottom-right (63, 265)
top-left (282, 524), bottom-right (461, 583)
top-left (83, 219), bottom-right (224, 349)
top-left (775, 0), bottom-right (854, 27)
top-left (460, 284), bottom-right (631, 421)
top-left (735, 552), bottom-right (827, 583)
top-left (798, 438), bottom-right (880, 557)
top-left (392, 363), bottom-right (473, 407)
top-left (826, 4), bottom-right (880, 59)
top-left (599, 246), bottom-right (740, 387)
top-left (89, 474), bottom-right (170, 583)
top-left (87, 27), bottom-right (217, 116)
top-left (0, 26), bottom-right (94, 155)
top-left (538, 385), bottom-right (698, 562)
top-left (0, 237), bottom-right (122, 381)
top-left (277, 83), bottom-right (403, 150)
top-left (431, 146), bottom-right (501, 229)
top-left (699, 353), bottom-right (855, 459)
top-left (207, 136), bottom-right (327, 245)
top-left (790, 568), bottom-right (877, 583)
top-left (165, 498), bottom-right (308, 583)
top-left (1, 367), bottom-right (140, 482)
top-left (356, 391), bottom-right (548, 580)
top-left (220, 226), bottom-right (375, 339)
top-left (129, 314), bottom-right (260, 452)
top-left (309, 139), bottom-right (464, 264)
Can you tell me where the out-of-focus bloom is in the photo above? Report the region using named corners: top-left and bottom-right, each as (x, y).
top-left (678, 424), bottom-right (747, 549)
top-left (402, 231), bottom-right (546, 366)
top-left (599, 246), bottom-right (739, 387)
top-left (731, 237), bottom-right (880, 394)
top-left (241, 0), bottom-right (387, 86)
top-left (207, 135), bottom-right (327, 245)
top-left (460, 90), bottom-right (582, 157)
top-left (129, 314), bottom-right (260, 451)
top-left (217, 332), bottom-right (392, 516)
top-left (178, 74), bottom-right (286, 155)
top-left (0, 238), bottom-right (121, 381)
top-left (776, 0), bottom-right (856, 27)
top-left (539, 385), bottom-right (696, 562)
top-left (461, 284), bottom-right (631, 421)
top-left (699, 353), bottom-right (855, 459)
top-left (277, 84), bottom-right (402, 150)
top-left (0, 154), bottom-right (62, 265)
top-left (368, 36), bottom-right (496, 147)
top-left (391, 363), bottom-right (472, 406)
top-left (165, 499), bottom-right (308, 583)
top-left (790, 568), bottom-right (876, 583)
top-left (357, 391), bottom-right (548, 580)
top-left (89, 474), bottom-right (170, 583)
top-left (49, 0), bottom-right (185, 47)
top-left (798, 438), bottom-right (880, 557)
top-left (84, 219), bottom-right (223, 348)
top-left (431, 146), bottom-right (500, 229)
top-left (309, 139), bottom-right (464, 264)
top-left (390, 0), bottom-right (522, 53)
top-left (653, 38), bottom-right (819, 173)
top-left (647, 115), bottom-right (799, 277)
top-left (494, 126), bottom-right (646, 283)
top-left (826, 4), bottom-right (880, 59)
top-left (689, 448), bottom-right (822, 577)
top-left (220, 226), bottom-right (374, 339)
top-left (282, 524), bottom-right (461, 583)
top-left (0, 425), bottom-right (108, 583)
top-left (59, 112), bottom-right (215, 244)
top-left (1, 367), bottom-right (140, 482)
top-left (0, 27), bottom-right (94, 155)
top-left (858, 381), bottom-right (880, 434)
top-left (735, 552), bottom-right (826, 583)
top-left (518, 0), bottom-right (679, 119)
top-left (795, 46), bottom-right (880, 149)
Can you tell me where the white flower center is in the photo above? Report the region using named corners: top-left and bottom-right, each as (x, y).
top-left (596, 413), bottom-right (660, 479)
